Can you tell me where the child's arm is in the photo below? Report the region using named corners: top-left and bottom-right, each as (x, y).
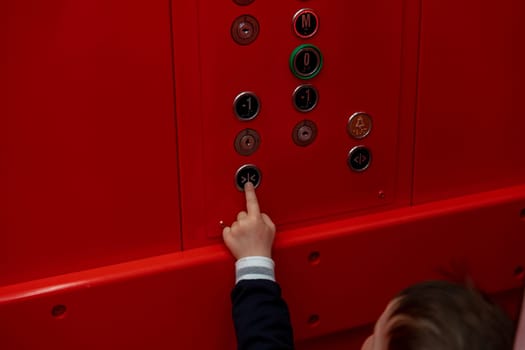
top-left (223, 182), bottom-right (294, 350)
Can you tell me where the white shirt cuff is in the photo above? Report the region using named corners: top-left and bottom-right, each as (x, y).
top-left (235, 256), bottom-right (275, 284)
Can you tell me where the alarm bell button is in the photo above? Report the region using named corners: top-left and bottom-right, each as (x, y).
top-left (347, 112), bottom-right (372, 139)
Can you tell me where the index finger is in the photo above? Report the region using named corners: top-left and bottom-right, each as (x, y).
top-left (244, 182), bottom-right (260, 215)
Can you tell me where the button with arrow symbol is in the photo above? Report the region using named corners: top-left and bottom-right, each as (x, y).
top-left (235, 164), bottom-right (262, 191)
top-left (347, 146), bottom-right (371, 172)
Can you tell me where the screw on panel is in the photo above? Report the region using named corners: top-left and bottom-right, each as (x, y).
top-left (307, 314), bottom-right (320, 327)
top-left (51, 304), bottom-right (67, 319)
top-left (308, 251), bottom-right (321, 265)
top-left (515, 266), bottom-right (524, 281)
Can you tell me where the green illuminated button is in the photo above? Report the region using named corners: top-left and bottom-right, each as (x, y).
top-left (290, 44), bottom-right (323, 80)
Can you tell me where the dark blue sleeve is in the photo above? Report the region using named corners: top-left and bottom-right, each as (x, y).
top-left (231, 279), bottom-right (294, 350)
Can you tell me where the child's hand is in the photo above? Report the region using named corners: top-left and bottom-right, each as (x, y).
top-left (223, 182), bottom-right (276, 259)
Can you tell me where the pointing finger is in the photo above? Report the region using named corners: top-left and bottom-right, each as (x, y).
top-left (244, 182), bottom-right (260, 215)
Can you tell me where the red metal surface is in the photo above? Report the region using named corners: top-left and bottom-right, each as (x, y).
top-left (2, 0), bottom-right (525, 349)
top-left (173, 0), bottom-right (413, 249)
top-left (413, 0), bottom-right (525, 203)
top-left (1, 1), bottom-right (181, 286)
top-left (1, 185), bottom-right (524, 349)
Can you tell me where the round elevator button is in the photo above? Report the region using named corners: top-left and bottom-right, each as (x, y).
top-left (290, 44), bottom-right (323, 80)
top-left (347, 146), bottom-right (371, 172)
top-left (234, 129), bottom-right (261, 156)
top-left (235, 164), bottom-right (262, 190)
top-left (293, 84), bottom-right (318, 112)
top-left (347, 112), bottom-right (373, 139)
top-left (293, 9), bottom-right (319, 39)
top-left (292, 120), bottom-right (318, 147)
top-left (231, 15), bottom-right (260, 46)
top-left (234, 92), bottom-right (260, 121)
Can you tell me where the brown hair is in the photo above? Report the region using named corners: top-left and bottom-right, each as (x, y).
top-left (387, 280), bottom-right (514, 350)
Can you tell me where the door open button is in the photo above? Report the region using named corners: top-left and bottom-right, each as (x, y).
top-left (347, 146), bottom-right (371, 172)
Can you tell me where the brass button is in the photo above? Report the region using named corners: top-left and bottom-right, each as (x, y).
top-left (347, 112), bottom-right (372, 139)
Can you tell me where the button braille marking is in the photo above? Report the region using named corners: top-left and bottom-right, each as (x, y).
top-left (231, 15), bottom-right (260, 45)
top-left (290, 44), bottom-right (323, 80)
top-left (347, 112), bottom-right (373, 139)
top-left (293, 84), bottom-right (319, 112)
top-left (234, 92), bottom-right (260, 121)
top-left (293, 9), bottom-right (319, 39)
top-left (235, 164), bottom-right (262, 191)
top-left (347, 146), bottom-right (371, 172)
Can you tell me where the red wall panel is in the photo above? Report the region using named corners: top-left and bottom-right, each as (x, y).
top-left (1, 0), bottom-right (524, 349)
top-left (1, 185), bottom-right (524, 349)
top-left (173, 0), bottom-right (414, 249)
top-left (1, 1), bottom-right (181, 286)
top-left (413, 0), bottom-right (525, 203)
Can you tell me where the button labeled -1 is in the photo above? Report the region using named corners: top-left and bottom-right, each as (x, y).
top-left (234, 92), bottom-right (260, 121)
top-left (347, 146), bottom-right (371, 172)
top-left (235, 164), bottom-right (262, 190)
top-left (293, 84), bottom-right (318, 112)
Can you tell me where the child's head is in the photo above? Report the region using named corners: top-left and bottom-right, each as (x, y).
top-left (362, 280), bottom-right (515, 350)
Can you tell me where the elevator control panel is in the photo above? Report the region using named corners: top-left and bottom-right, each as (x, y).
top-left (5, 2), bottom-right (525, 349)
top-left (173, 1), bottom-right (405, 248)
